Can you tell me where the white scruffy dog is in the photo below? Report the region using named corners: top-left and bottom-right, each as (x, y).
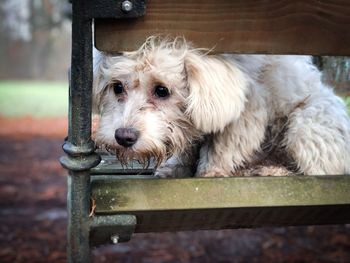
top-left (93, 37), bottom-right (350, 177)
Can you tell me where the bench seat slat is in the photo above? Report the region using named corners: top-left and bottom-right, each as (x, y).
top-left (95, 0), bottom-right (350, 55)
top-left (91, 176), bottom-right (350, 232)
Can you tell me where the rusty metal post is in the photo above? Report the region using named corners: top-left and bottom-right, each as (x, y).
top-left (60, 0), bottom-right (100, 262)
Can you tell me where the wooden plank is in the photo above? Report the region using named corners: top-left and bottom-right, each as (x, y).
top-left (95, 0), bottom-right (350, 55)
top-left (91, 176), bottom-right (350, 232)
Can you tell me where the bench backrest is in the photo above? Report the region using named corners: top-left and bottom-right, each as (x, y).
top-left (95, 0), bottom-right (350, 55)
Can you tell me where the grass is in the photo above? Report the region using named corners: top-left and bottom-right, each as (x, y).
top-left (0, 81), bottom-right (68, 117)
top-left (345, 96), bottom-right (350, 115)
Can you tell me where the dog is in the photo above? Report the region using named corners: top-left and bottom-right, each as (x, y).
top-left (92, 36), bottom-right (350, 177)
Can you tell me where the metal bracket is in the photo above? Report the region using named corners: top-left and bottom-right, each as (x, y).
top-left (60, 140), bottom-right (101, 171)
top-left (88, 0), bottom-right (146, 19)
top-left (90, 215), bottom-right (137, 246)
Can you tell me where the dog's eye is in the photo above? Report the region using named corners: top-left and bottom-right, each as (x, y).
top-left (112, 81), bottom-right (124, 95)
top-left (154, 85), bottom-right (170, 98)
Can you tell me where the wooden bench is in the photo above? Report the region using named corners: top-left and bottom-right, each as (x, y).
top-left (60, 1), bottom-right (350, 262)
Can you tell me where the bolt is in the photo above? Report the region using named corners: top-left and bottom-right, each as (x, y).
top-left (111, 234), bottom-right (119, 244)
top-left (121, 0), bottom-right (133, 13)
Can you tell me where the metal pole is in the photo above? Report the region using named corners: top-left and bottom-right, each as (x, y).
top-left (60, 1), bottom-right (146, 260)
top-left (60, 0), bottom-right (100, 262)
top-left (67, 172), bottom-right (91, 263)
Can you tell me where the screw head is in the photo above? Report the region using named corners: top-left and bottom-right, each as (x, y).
top-left (121, 0), bottom-right (133, 13)
top-left (111, 234), bottom-right (119, 244)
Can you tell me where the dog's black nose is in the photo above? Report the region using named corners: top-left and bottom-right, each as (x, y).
top-left (115, 128), bottom-right (140, 148)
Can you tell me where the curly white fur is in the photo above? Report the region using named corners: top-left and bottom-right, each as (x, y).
top-left (93, 37), bottom-right (350, 176)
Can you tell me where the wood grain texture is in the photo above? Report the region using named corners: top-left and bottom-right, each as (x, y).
top-left (91, 176), bottom-right (350, 232)
top-left (95, 0), bottom-right (350, 55)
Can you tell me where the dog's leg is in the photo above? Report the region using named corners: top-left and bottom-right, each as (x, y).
top-left (196, 95), bottom-right (269, 177)
top-left (154, 144), bottom-right (200, 178)
top-left (283, 95), bottom-right (350, 175)
top-left (196, 125), bottom-right (264, 177)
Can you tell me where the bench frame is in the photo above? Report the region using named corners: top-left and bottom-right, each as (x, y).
top-left (60, 1), bottom-right (350, 262)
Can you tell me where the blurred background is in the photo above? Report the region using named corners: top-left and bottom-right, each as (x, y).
top-left (0, 1), bottom-right (350, 263)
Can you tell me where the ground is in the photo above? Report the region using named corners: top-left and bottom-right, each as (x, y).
top-left (0, 116), bottom-right (350, 263)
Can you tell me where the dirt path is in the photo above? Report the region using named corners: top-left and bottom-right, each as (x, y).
top-left (0, 117), bottom-right (350, 262)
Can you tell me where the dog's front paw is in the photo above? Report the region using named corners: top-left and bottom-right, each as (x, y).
top-left (154, 164), bottom-right (194, 178)
top-left (195, 168), bottom-right (232, 178)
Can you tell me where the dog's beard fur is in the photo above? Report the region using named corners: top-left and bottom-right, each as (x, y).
top-left (96, 106), bottom-right (201, 167)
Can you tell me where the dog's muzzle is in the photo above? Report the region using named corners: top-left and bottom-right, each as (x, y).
top-left (114, 128), bottom-right (140, 148)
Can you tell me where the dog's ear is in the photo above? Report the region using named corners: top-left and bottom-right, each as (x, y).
top-left (184, 52), bottom-right (248, 133)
